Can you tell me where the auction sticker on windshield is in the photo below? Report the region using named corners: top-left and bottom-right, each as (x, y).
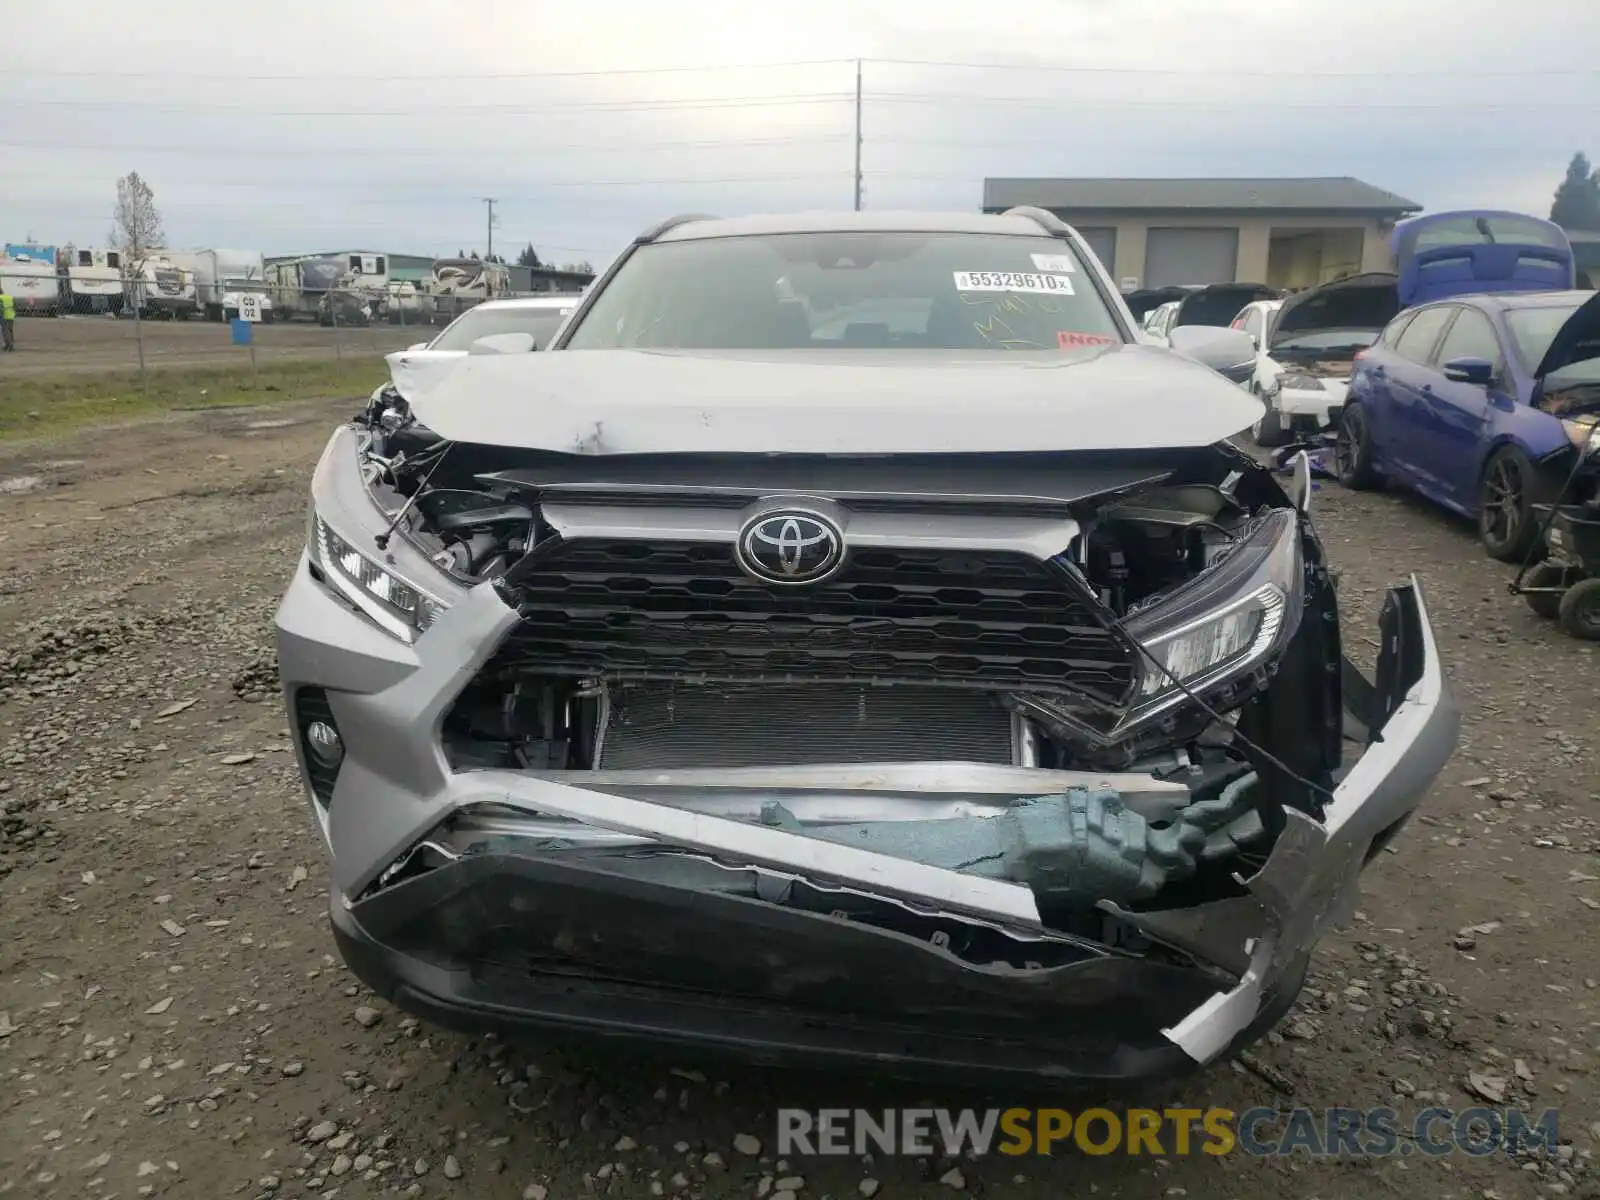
top-left (953, 271), bottom-right (1075, 295)
top-left (1058, 331), bottom-right (1117, 348)
top-left (1030, 253), bottom-right (1077, 273)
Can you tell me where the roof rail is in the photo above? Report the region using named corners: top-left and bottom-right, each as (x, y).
top-left (635, 214), bottom-right (719, 245)
top-left (1000, 206), bottom-right (1071, 238)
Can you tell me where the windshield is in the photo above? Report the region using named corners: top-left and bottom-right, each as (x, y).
top-left (1504, 303), bottom-right (1587, 372)
top-left (429, 306), bottom-right (572, 352)
top-left (562, 232), bottom-right (1124, 351)
top-left (1505, 302), bottom-right (1600, 385)
top-left (1176, 290), bottom-right (1266, 328)
top-left (1275, 329), bottom-right (1382, 353)
top-left (1406, 214), bottom-right (1568, 251)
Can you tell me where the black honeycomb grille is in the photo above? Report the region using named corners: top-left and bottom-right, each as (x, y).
top-left (488, 540), bottom-right (1135, 703)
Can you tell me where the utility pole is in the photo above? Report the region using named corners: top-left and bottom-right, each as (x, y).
top-left (852, 59), bottom-right (863, 212)
top-left (482, 197), bottom-right (498, 261)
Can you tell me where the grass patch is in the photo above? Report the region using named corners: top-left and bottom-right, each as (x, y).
top-left (0, 359), bottom-right (386, 441)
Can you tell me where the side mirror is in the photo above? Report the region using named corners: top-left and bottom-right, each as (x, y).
top-left (406, 341), bottom-right (428, 351)
top-left (1442, 356), bottom-right (1494, 386)
top-left (1168, 325), bottom-right (1257, 384)
top-left (467, 332), bottom-right (537, 355)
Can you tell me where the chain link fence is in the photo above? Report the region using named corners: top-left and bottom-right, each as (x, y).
top-left (0, 274), bottom-right (451, 376)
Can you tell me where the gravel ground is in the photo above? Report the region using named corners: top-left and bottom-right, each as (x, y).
top-left (1, 400), bottom-right (1598, 1200)
top-left (0, 318), bottom-right (419, 375)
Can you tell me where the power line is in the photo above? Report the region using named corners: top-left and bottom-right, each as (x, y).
top-left (0, 57), bottom-right (855, 82)
top-left (0, 134), bottom-right (854, 158)
top-left (14, 88), bottom-right (1586, 118)
top-left (868, 55), bottom-right (1597, 79)
top-left (3, 54), bottom-right (1590, 81)
top-left (867, 90), bottom-right (1590, 112)
top-left (8, 92), bottom-right (855, 116)
top-left (25, 173), bottom-right (855, 197)
top-left (5, 135), bottom-right (1580, 161)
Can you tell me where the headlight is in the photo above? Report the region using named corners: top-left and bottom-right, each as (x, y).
top-left (1276, 371), bottom-right (1326, 393)
top-left (1133, 587), bottom-right (1288, 699)
top-left (1122, 508), bottom-right (1302, 717)
top-left (311, 515), bottom-right (447, 642)
top-left (1561, 415), bottom-right (1600, 457)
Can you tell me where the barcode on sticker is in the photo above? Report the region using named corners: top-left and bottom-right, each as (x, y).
top-left (953, 271), bottom-right (1075, 295)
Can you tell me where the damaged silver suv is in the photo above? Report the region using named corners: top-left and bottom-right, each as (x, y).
top-left (275, 209), bottom-right (1460, 1084)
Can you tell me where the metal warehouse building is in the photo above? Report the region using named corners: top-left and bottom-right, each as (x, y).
top-left (982, 176), bottom-right (1421, 292)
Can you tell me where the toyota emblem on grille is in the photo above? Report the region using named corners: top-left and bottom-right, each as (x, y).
top-left (735, 509), bottom-right (845, 585)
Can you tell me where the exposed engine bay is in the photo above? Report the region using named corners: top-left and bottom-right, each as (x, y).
top-left (341, 386), bottom-right (1347, 926)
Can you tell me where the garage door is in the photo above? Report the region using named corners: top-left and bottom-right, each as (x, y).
top-left (1143, 227), bottom-right (1240, 288)
top-left (1075, 227), bottom-right (1117, 276)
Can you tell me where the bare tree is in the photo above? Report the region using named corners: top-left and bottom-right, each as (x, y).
top-left (112, 172), bottom-right (166, 259)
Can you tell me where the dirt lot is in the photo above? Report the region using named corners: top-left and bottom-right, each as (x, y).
top-left (0, 317), bottom-right (420, 375)
top-left (0, 400), bottom-right (1597, 1200)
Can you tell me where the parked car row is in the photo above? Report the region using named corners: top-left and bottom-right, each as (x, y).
top-left (1152, 210), bottom-right (1600, 641)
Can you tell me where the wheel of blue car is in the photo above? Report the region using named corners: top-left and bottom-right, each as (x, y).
top-left (1557, 577), bottom-right (1600, 641)
top-left (1478, 446), bottom-right (1547, 564)
top-left (1333, 402), bottom-right (1377, 489)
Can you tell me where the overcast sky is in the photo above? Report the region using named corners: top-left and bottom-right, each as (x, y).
top-left (3, 0), bottom-right (1594, 270)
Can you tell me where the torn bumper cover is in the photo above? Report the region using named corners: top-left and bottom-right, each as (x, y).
top-left (275, 562), bottom-right (1458, 1084)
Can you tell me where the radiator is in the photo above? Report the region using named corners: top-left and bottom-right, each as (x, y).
top-left (596, 681), bottom-right (1017, 771)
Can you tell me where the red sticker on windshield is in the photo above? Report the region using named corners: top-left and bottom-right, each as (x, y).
top-left (1058, 331), bottom-right (1117, 348)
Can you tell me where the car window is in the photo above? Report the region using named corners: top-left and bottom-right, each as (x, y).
top-left (1240, 308), bottom-right (1264, 346)
top-left (429, 306), bottom-right (572, 352)
top-left (1379, 310), bottom-right (1417, 349)
top-left (1393, 306), bottom-right (1455, 364)
top-left (1502, 301), bottom-right (1587, 372)
top-left (562, 231), bottom-right (1124, 351)
top-left (1434, 307), bottom-right (1503, 372)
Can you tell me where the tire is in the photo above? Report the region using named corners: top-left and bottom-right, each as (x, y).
top-left (1249, 386), bottom-right (1289, 448)
top-left (1333, 401), bottom-right (1379, 489)
top-left (1478, 445), bottom-right (1549, 564)
top-left (1522, 563), bottom-right (1574, 620)
top-left (1557, 577), bottom-right (1600, 641)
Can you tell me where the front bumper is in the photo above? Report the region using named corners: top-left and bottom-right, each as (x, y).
top-left (1274, 381), bottom-right (1348, 432)
top-left (276, 537), bottom-right (1458, 1082)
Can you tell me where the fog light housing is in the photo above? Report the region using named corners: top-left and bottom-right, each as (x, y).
top-left (305, 720), bottom-right (344, 769)
top-left (294, 687), bottom-right (343, 808)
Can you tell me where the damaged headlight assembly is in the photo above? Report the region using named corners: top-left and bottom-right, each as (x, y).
top-left (1273, 371), bottom-right (1325, 393)
top-left (308, 514), bottom-right (449, 643)
top-left (1118, 508), bottom-right (1302, 724)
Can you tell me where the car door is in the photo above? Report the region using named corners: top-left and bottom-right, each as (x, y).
top-left (1382, 305), bottom-right (1457, 487)
top-left (1348, 309), bottom-right (1413, 467)
top-left (1418, 304), bottom-right (1510, 509)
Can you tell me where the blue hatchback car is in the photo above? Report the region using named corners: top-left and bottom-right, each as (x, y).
top-left (1335, 289), bottom-right (1600, 561)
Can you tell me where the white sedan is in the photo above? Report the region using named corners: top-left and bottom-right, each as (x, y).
top-left (383, 295), bottom-right (579, 401)
top-left (1232, 274), bottom-right (1399, 447)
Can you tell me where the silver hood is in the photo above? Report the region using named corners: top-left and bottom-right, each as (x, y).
top-left (406, 346), bottom-right (1263, 455)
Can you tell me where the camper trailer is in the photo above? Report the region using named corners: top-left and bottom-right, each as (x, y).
top-left (264, 256), bottom-right (346, 322)
top-left (424, 257), bottom-right (510, 324)
top-left (126, 254), bottom-right (198, 319)
top-left (61, 247), bottom-right (124, 316)
top-left (165, 249), bottom-right (272, 321)
top-left (311, 252), bottom-right (389, 326)
top-left (0, 243), bottom-right (61, 316)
